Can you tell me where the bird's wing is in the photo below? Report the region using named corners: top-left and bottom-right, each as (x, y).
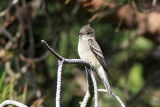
top-left (88, 39), bottom-right (111, 78)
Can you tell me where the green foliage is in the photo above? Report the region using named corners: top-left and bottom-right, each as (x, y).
top-left (0, 0), bottom-right (8, 12)
top-left (118, 76), bottom-right (125, 88)
top-left (59, 31), bottom-right (69, 57)
top-left (46, 54), bottom-right (58, 78)
top-left (65, 0), bottom-right (71, 4)
top-left (128, 63), bottom-right (144, 93)
top-left (0, 69), bottom-right (6, 92)
top-left (0, 70), bottom-right (14, 101)
top-left (0, 70), bottom-right (27, 105)
top-left (131, 36), bottom-right (153, 52)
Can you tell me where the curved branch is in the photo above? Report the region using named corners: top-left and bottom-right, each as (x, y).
top-left (41, 40), bottom-right (99, 107)
top-left (41, 40), bottom-right (126, 107)
top-left (98, 89), bottom-right (125, 107)
top-left (0, 100), bottom-right (28, 107)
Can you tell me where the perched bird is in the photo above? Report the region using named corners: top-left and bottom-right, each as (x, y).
top-left (78, 24), bottom-right (112, 95)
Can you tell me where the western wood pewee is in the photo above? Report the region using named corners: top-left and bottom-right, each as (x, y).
top-left (78, 24), bottom-right (112, 95)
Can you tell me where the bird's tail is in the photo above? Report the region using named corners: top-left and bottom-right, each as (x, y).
top-left (97, 66), bottom-right (112, 95)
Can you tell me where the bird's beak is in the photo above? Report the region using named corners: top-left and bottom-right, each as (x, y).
top-left (79, 33), bottom-right (85, 36)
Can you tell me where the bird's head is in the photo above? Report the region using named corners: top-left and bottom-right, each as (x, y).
top-left (79, 24), bottom-right (95, 40)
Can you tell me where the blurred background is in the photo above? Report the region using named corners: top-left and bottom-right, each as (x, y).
top-left (0, 0), bottom-right (160, 107)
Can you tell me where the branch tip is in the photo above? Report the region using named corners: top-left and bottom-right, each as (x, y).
top-left (41, 40), bottom-right (45, 43)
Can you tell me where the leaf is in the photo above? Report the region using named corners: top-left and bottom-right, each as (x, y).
top-left (65, 0), bottom-right (70, 4)
top-left (128, 63), bottom-right (144, 93)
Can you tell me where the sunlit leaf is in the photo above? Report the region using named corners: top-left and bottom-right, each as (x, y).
top-left (128, 63), bottom-right (144, 93)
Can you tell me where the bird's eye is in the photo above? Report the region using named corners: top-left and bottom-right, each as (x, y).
top-left (87, 32), bottom-right (92, 35)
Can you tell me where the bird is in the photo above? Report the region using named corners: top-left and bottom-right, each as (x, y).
top-left (78, 24), bottom-right (112, 95)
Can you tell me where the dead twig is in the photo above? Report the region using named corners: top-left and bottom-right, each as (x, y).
top-left (0, 0), bottom-right (19, 17)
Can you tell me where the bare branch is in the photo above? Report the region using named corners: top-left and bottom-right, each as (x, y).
top-left (41, 40), bottom-right (64, 60)
top-left (0, 0), bottom-right (19, 17)
top-left (55, 60), bottom-right (64, 107)
top-left (0, 100), bottom-right (28, 107)
top-left (152, 0), bottom-right (157, 7)
top-left (41, 40), bottom-right (124, 107)
top-left (88, 68), bottom-right (98, 107)
top-left (112, 92), bottom-right (125, 107)
top-left (0, 25), bottom-right (12, 40)
top-left (81, 68), bottom-right (94, 107)
top-left (98, 89), bottom-right (125, 107)
top-left (41, 40), bottom-right (99, 106)
top-left (81, 91), bottom-right (91, 107)
top-left (41, 40), bottom-right (90, 67)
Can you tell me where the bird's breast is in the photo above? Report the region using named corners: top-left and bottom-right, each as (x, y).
top-left (78, 40), bottom-right (100, 67)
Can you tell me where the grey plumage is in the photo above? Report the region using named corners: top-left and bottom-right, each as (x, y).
top-left (78, 24), bottom-right (112, 95)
